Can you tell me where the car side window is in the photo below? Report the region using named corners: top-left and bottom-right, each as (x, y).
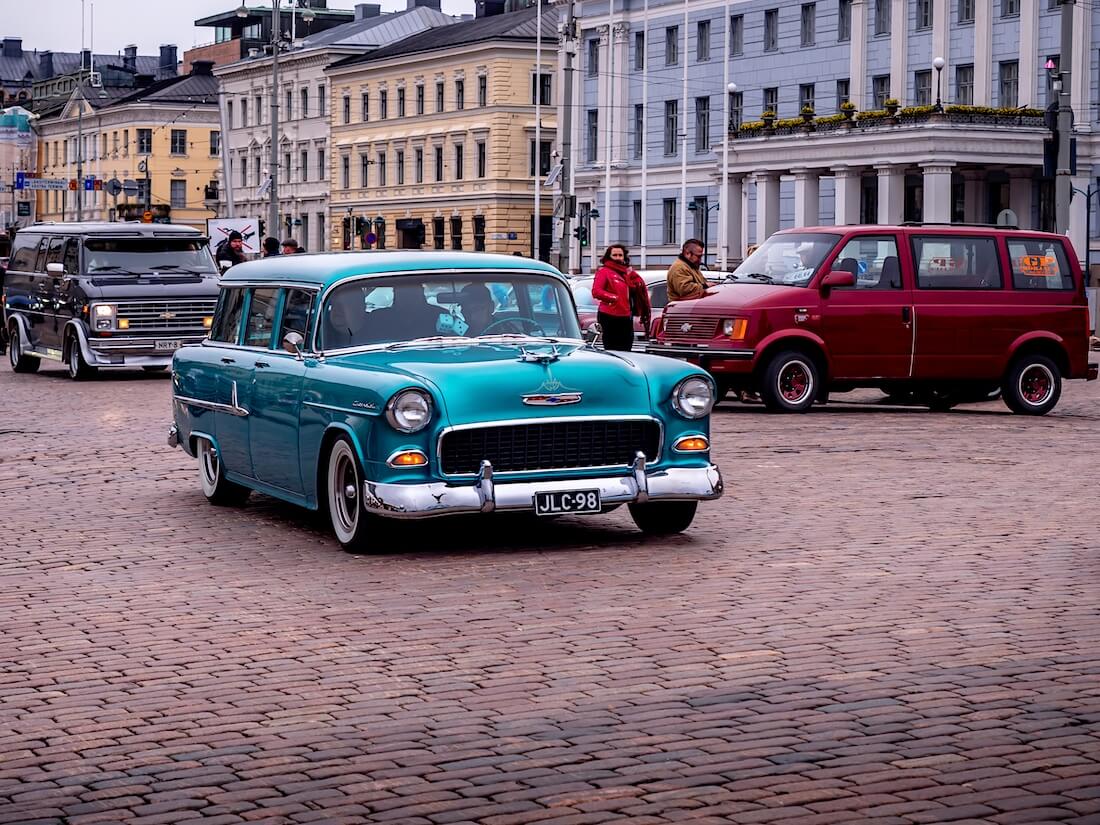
top-left (912, 236), bottom-right (1001, 289)
top-left (62, 239), bottom-right (79, 274)
top-left (831, 236), bottom-right (901, 289)
top-left (210, 288), bottom-right (246, 343)
top-left (244, 288), bottom-right (280, 348)
top-left (1006, 239), bottom-right (1074, 290)
top-left (33, 237), bottom-right (50, 272)
top-left (649, 283), bottom-right (669, 308)
top-left (8, 234), bottom-right (40, 271)
top-left (279, 289), bottom-right (314, 343)
top-left (45, 237), bottom-right (66, 270)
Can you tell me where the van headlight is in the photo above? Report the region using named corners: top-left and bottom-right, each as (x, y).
top-left (93, 303), bottom-right (116, 330)
top-left (385, 389), bottom-right (433, 433)
top-left (672, 377), bottom-right (714, 419)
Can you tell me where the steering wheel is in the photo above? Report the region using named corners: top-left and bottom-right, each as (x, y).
top-left (480, 316), bottom-right (546, 336)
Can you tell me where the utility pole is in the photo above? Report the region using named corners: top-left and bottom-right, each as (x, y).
top-left (1055, 0), bottom-right (1075, 234)
top-left (76, 0), bottom-right (85, 221)
top-left (269, 0), bottom-right (281, 241)
top-left (556, 0), bottom-right (576, 274)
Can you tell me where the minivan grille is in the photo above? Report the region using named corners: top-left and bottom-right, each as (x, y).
top-left (114, 300), bottom-right (216, 331)
top-left (661, 314), bottom-right (723, 341)
top-left (440, 419), bottom-right (661, 475)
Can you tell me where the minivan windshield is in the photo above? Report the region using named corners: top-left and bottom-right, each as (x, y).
top-left (730, 233), bottom-right (840, 287)
top-left (84, 238), bottom-right (217, 274)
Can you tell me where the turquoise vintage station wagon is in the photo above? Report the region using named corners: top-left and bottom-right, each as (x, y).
top-left (168, 252), bottom-right (723, 552)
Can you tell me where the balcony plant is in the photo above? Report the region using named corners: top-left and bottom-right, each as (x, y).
top-left (884, 98), bottom-right (900, 115)
top-left (760, 109), bottom-right (777, 128)
top-left (839, 100), bottom-right (857, 119)
top-left (800, 105), bottom-right (815, 123)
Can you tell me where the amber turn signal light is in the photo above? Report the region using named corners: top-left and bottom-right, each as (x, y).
top-left (723, 318), bottom-right (748, 340)
top-left (389, 450), bottom-right (428, 467)
top-left (674, 436), bottom-right (710, 452)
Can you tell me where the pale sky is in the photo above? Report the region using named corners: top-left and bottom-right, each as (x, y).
top-left (5, 0), bottom-right (477, 57)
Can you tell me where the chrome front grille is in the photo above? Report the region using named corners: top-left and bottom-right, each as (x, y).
top-left (439, 418), bottom-right (662, 475)
top-left (661, 314), bottom-right (723, 341)
top-left (114, 300), bottom-right (216, 331)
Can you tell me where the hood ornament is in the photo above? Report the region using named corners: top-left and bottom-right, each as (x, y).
top-left (521, 350), bottom-right (582, 405)
top-left (518, 345), bottom-right (561, 364)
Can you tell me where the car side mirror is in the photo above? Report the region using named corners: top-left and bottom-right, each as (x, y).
top-left (283, 330), bottom-right (305, 358)
top-left (820, 270), bottom-right (856, 293)
top-left (46, 262), bottom-right (64, 275)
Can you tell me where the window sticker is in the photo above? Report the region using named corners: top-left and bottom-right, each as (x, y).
top-left (926, 256), bottom-right (967, 274)
top-left (1016, 255), bottom-right (1057, 277)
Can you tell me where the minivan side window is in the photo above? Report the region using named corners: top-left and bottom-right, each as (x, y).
top-left (912, 235), bottom-right (1002, 289)
top-left (1006, 238), bottom-right (1074, 290)
top-left (243, 288), bottom-right (280, 348)
top-left (62, 239), bottom-right (79, 274)
top-left (45, 237), bottom-right (66, 270)
top-left (8, 234), bottom-right (41, 271)
top-left (210, 288), bottom-right (246, 343)
top-left (832, 235), bottom-right (901, 289)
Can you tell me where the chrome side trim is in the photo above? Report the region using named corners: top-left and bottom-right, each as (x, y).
top-left (303, 400), bottom-right (376, 417)
top-left (173, 386), bottom-right (249, 417)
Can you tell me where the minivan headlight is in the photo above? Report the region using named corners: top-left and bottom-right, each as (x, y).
top-left (672, 377), bottom-right (714, 419)
top-left (93, 303), bottom-right (116, 330)
top-left (385, 389), bottom-right (433, 433)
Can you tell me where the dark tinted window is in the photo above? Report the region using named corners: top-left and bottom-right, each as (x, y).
top-left (912, 235), bottom-right (1002, 289)
top-left (279, 289), bottom-right (314, 341)
top-left (83, 237), bottom-right (216, 273)
top-left (9, 234), bottom-right (41, 270)
top-left (45, 237), bottom-right (66, 270)
top-left (62, 240), bottom-right (79, 274)
top-left (243, 288), bottom-right (280, 348)
top-left (1006, 238), bottom-right (1074, 290)
top-left (211, 288), bottom-right (246, 343)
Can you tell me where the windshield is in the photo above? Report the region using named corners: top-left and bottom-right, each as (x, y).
top-left (84, 238), bottom-right (217, 274)
top-left (320, 272), bottom-right (582, 350)
top-left (571, 277), bottom-right (598, 311)
top-left (731, 233), bottom-right (841, 287)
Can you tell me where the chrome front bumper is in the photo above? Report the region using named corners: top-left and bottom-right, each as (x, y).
top-left (362, 453), bottom-right (723, 519)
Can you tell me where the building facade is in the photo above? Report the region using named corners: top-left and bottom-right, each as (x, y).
top-left (215, 3), bottom-right (456, 253)
top-left (34, 63), bottom-right (220, 230)
top-left (571, 0), bottom-right (1099, 271)
top-left (326, 5), bottom-right (558, 258)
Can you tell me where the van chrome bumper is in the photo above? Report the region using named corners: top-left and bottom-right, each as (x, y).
top-left (362, 454), bottom-right (723, 519)
top-left (647, 343), bottom-right (755, 359)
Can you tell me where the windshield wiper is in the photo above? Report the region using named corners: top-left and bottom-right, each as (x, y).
top-left (147, 264), bottom-right (213, 274)
top-left (383, 335), bottom-right (476, 350)
top-left (736, 272), bottom-right (775, 284)
top-left (89, 265), bottom-right (139, 274)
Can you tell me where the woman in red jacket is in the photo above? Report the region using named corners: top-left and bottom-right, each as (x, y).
top-left (592, 244), bottom-right (650, 352)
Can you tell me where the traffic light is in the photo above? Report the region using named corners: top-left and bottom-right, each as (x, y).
top-left (258, 219), bottom-right (266, 238)
top-left (573, 225), bottom-right (588, 247)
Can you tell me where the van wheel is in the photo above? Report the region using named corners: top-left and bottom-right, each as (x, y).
top-left (326, 436), bottom-right (384, 553)
top-left (761, 351), bottom-right (819, 413)
top-left (197, 437), bottom-right (250, 506)
top-left (8, 323), bottom-right (39, 373)
top-left (66, 334), bottom-right (97, 381)
top-left (1003, 355), bottom-right (1062, 416)
top-left (628, 500), bottom-right (698, 535)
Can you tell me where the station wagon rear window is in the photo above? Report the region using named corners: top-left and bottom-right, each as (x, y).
top-left (912, 235), bottom-right (1002, 289)
top-left (84, 238), bottom-right (217, 274)
top-left (1006, 238), bottom-right (1074, 290)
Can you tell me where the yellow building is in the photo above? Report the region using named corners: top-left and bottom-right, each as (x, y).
top-left (34, 62), bottom-right (221, 230)
top-left (325, 5), bottom-right (557, 258)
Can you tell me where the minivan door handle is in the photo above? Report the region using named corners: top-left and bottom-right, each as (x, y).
top-left (220, 357), bottom-right (236, 364)
top-left (901, 306), bottom-right (912, 323)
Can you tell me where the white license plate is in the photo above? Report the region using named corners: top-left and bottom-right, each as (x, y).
top-left (155, 339), bottom-right (182, 351)
top-left (534, 489), bottom-right (601, 516)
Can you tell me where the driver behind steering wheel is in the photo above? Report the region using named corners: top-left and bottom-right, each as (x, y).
top-left (457, 283), bottom-right (497, 336)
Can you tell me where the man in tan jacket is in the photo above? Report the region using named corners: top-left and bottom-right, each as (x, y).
top-left (666, 238), bottom-right (710, 301)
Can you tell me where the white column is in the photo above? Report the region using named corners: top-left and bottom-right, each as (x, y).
top-left (850, 0), bottom-right (868, 109)
top-left (1009, 170), bottom-right (1033, 229)
top-left (962, 170), bottom-right (985, 224)
top-left (1019, 0), bottom-right (1038, 107)
top-left (611, 22), bottom-right (630, 163)
top-left (832, 166), bottom-right (862, 225)
top-left (1068, 176), bottom-right (1091, 263)
top-left (974, 0), bottom-right (992, 105)
top-left (932, 0), bottom-right (949, 103)
top-left (1071, 1), bottom-right (1092, 125)
top-left (921, 162), bottom-right (954, 223)
top-left (875, 162), bottom-right (905, 225)
top-left (724, 174), bottom-right (744, 267)
top-left (792, 168), bottom-right (820, 227)
top-left (890, 0), bottom-right (907, 103)
top-left (754, 172), bottom-right (780, 244)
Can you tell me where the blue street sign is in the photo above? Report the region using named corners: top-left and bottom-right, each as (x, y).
top-left (507, 232), bottom-right (518, 240)
top-left (84, 177), bottom-right (95, 191)
top-left (14, 171), bottom-right (25, 190)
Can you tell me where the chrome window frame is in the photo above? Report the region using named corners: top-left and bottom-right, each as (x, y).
top-left (203, 281), bottom-right (322, 355)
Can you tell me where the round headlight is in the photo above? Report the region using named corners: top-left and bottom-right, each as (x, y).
top-left (385, 389), bottom-right (433, 433)
top-left (673, 377), bottom-right (714, 419)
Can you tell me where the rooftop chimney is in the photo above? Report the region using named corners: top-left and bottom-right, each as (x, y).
top-left (158, 45), bottom-right (178, 79)
top-left (81, 48), bottom-right (92, 71)
top-left (39, 50), bottom-right (54, 78)
top-left (355, 3), bottom-right (381, 19)
top-left (123, 44), bottom-right (137, 71)
top-left (475, 0), bottom-right (507, 18)
top-left (190, 60), bottom-right (215, 76)
top-left (2, 38), bottom-right (21, 58)
top-left (406, 0), bottom-right (441, 9)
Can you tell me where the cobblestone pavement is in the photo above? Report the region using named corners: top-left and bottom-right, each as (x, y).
top-left (2, 360), bottom-right (1099, 825)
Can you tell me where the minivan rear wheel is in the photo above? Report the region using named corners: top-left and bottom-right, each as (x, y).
top-left (1003, 355), bottom-right (1062, 416)
top-left (8, 323), bottom-right (39, 374)
top-left (761, 351), bottom-right (819, 413)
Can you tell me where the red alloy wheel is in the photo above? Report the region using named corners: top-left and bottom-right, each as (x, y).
top-left (779, 361), bottom-right (811, 404)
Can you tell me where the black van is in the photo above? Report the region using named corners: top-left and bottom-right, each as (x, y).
top-left (3, 222), bottom-right (221, 379)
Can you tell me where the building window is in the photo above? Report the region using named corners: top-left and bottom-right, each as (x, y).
top-left (299, 214), bottom-right (308, 247)
top-left (799, 83), bottom-right (815, 111)
top-left (664, 100), bottom-right (678, 154)
top-left (872, 75), bottom-right (891, 108)
top-left (342, 95), bottom-right (350, 124)
top-left (284, 152), bottom-right (291, 183)
top-left (240, 156), bottom-right (247, 188)
top-left (665, 26), bottom-right (679, 65)
top-left (634, 31), bottom-right (645, 70)
top-left (633, 103), bottom-right (644, 157)
top-left (662, 199), bottom-right (677, 245)
top-left (380, 89), bottom-right (388, 119)
top-left (587, 109), bottom-right (599, 162)
top-left (254, 94), bottom-right (263, 125)
top-left (529, 140), bottom-right (551, 176)
top-left (378, 152), bottom-right (387, 186)
top-left (167, 129), bottom-right (186, 155)
top-left (300, 149), bottom-right (309, 182)
top-left (360, 153), bottom-right (370, 187)
top-left (396, 150), bottom-right (405, 185)
top-left (917, 0), bottom-right (932, 28)
top-left (170, 179), bottom-right (186, 209)
top-left (434, 146), bottom-right (444, 182)
top-left (209, 131), bottom-right (219, 156)
top-left (587, 38), bottom-right (599, 76)
top-left (692, 196), bottom-right (708, 243)
top-left (694, 96), bottom-right (710, 152)
top-left (455, 79), bottom-right (465, 110)
top-left (398, 88), bottom-right (406, 117)
top-left (838, 0), bottom-right (852, 40)
top-left (454, 145), bottom-right (463, 180)
top-left (316, 212), bottom-right (324, 250)
top-left (959, 0), bottom-right (975, 22)
top-left (285, 88), bottom-right (293, 120)
top-left (1001, 0), bottom-right (1019, 16)
top-left (764, 9), bottom-right (778, 51)
top-left (136, 179), bottom-right (150, 206)
top-left (874, 0), bottom-right (890, 34)
top-left (478, 75), bottom-right (487, 106)
top-left (729, 90), bottom-right (743, 129)
top-left (730, 15), bottom-right (744, 55)
top-left (226, 101), bottom-right (233, 130)
top-left (137, 128), bottom-right (152, 154)
top-left (836, 78), bottom-right (850, 108)
top-left (801, 4), bottom-right (816, 46)
top-left (300, 88), bottom-right (308, 119)
top-left (914, 69), bottom-right (932, 105)
top-left (473, 215), bottom-right (486, 251)
top-left (317, 86), bottom-right (326, 117)
top-left (999, 60), bottom-right (1019, 107)
top-left (317, 148), bottom-right (325, 181)
top-left (632, 200), bottom-right (642, 246)
top-left (341, 155), bottom-right (350, 189)
top-left (477, 141), bottom-right (486, 177)
top-left (433, 216), bottom-right (445, 249)
top-left (697, 20), bottom-right (710, 61)
top-left (361, 91), bottom-right (369, 121)
top-left (532, 73), bottom-right (551, 106)
top-left (415, 147), bottom-right (424, 183)
top-left (450, 216), bottom-right (463, 250)
top-left (435, 81), bottom-right (445, 112)
top-left (416, 84), bottom-right (424, 115)
top-left (763, 86), bottom-right (778, 114)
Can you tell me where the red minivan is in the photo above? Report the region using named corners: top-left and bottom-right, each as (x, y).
top-left (651, 225), bottom-right (1098, 414)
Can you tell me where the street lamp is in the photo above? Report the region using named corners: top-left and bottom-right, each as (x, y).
top-left (726, 82), bottom-right (739, 131)
top-left (932, 56), bottom-right (945, 112)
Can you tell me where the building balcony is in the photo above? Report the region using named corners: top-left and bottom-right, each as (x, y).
top-left (732, 105), bottom-right (1049, 139)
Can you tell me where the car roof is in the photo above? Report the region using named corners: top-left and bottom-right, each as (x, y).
top-left (777, 224), bottom-right (1066, 239)
top-left (21, 222), bottom-right (205, 237)
top-left (219, 250), bottom-right (567, 289)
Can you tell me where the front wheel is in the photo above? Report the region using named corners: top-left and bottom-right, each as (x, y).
top-left (326, 436), bottom-right (384, 553)
top-left (1003, 355), bottom-right (1062, 416)
top-left (198, 437), bottom-right (251, 506)
top-left (628, 500), bottom-right (698, 535)
top-left (760, 351), bottom-right (819, 413)
top-left (66, 334), bottom-right (97, 381)
top-left (8, 323), bottom-right (39, 373)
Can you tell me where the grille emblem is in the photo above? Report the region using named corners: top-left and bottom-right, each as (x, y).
top-left (522, 392), bottom-right (583, 406)
top-left (160, 311), bottom-right (177, 320)
top-left (680, 323), bottom-right (693, 333)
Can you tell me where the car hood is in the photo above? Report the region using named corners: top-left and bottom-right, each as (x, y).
top-left (331, 341), bottom-right (655, 425)
top-left (667, 282), bottom-right (814, 313)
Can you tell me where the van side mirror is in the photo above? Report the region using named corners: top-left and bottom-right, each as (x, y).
top-left (46, 262), bottom-right (64, 275)
top-left (283, 330), bottom-right (305, 358)
top-left (820, 270), bottom-right (856, 293)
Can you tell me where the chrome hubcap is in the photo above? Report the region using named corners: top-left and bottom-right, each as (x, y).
top-left (330, 445), bottom-right (359, 540)
top-left (1019, 364), bottom-right (1054, 406)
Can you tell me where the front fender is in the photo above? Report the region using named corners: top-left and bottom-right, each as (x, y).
top-left (63, 320), bottom-right (94, 364)
top-left (753, 328), bottom-right (830, 370)
top-left (7, 312), bottom-right (31, 351)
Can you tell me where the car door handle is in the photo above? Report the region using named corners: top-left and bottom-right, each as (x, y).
top-left (221, 357), bottom-right (236, 364)
top-left (255, 360), bottom-right (270, 368)
top-left (901, 307), bottom-right (911, 323)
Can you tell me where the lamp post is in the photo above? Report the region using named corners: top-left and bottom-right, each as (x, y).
top-left (687, 200), bottom-right (720, 269)
top-left (932, 56), bottom-right (945, 112)
top-left (721, 80), bottom-right (737, 270)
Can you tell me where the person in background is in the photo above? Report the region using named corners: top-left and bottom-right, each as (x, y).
top-left (667, 238), bottom-right (709, 301)
top-left (592, 244), bottom-right (645, 352)
top-left (215, 231), bottom-right (247, 268)
top-left (281, 238), bottom-right (300, 255)
top-left (262, 237), bottom-right (281, 257)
